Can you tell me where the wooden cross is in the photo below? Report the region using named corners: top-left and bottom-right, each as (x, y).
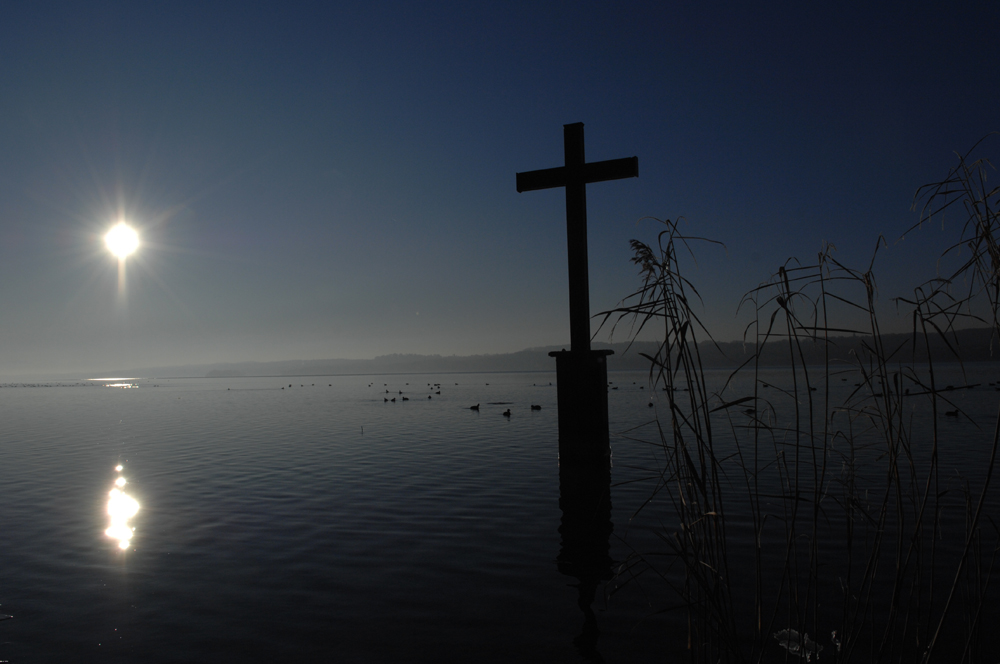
top-left (517, 123), bottom-right (638, 353)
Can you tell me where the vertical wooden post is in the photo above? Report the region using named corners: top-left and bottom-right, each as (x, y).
top-left (516, 124), bottom-right (637, 463)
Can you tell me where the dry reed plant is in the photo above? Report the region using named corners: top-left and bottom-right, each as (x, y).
top-left (600, 137), bottom-right (1000, 663)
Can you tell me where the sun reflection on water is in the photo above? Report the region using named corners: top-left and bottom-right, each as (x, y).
top-left (105, 466), bottom-right (139, 550)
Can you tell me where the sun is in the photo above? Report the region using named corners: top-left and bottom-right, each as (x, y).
top-left (105, 223), bottom-right (140, 259)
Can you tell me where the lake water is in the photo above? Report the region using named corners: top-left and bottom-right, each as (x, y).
top-left (0, 366), bottom-right (997, 662)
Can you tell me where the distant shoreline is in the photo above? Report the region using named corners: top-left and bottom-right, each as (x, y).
top-left (15, 327), bottom-right (1000, 382)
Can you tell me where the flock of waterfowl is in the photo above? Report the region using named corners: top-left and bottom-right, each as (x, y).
top-left (259, 378), bottom-right (993, 425)
top-left (5, 377), bottom-right (989, 424)
top-left (364, 380), bottom-right (546, 415)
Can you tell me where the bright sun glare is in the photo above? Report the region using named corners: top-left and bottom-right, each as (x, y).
top-left (106, 464), bottom-right (139, 550)
top-left (105, 223), bottom-right (139, 259)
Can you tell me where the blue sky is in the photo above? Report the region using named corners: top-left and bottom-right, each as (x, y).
top-left (0, 1), bottom-right (997, 376)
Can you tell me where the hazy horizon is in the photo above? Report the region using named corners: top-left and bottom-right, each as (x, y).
top-left (11, 323), bottom-right (1000, 382)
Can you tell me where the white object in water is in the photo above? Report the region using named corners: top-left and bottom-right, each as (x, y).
top-left (774, 629), bottom-right (823, 661)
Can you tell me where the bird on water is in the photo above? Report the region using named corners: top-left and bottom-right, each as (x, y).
top-left (470, 404), bottom-right (479, 411)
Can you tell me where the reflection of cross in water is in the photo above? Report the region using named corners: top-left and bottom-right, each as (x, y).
top-left (516, 123), bottom-right (638, 354)
top-left (571, 578), bottom-right (602, 661)
top-left (558, 464), bottom-right (613, 662)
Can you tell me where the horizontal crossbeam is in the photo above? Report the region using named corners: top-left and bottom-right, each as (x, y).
top-left (516, 156), bottom-right (638, 193)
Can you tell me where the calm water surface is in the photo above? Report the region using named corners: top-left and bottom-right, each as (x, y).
top-left (0, 372), bottom-right (675, 663)
top-left (1, 367), bottom-right (997, 662)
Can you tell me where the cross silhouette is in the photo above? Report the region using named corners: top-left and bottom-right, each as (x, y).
top-left (517, 123), bottom-right (638, 352)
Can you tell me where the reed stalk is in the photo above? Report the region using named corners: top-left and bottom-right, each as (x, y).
top-left (600, 137), bottom-right (1000, 662)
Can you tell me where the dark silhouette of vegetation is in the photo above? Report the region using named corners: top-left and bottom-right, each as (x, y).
top-left (599, 136), bottom-right (1000, 663)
